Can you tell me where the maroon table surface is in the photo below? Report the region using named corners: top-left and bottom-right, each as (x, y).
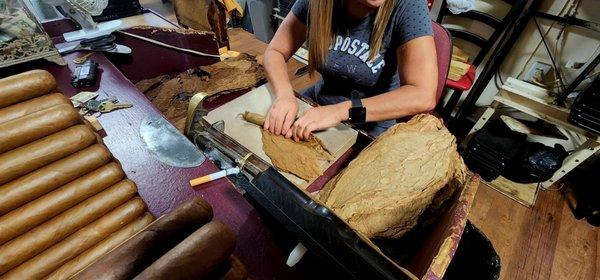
top-left (0, 18), bottom-right (329, 280)
top-left (1, 52), bottom-right (306, 279)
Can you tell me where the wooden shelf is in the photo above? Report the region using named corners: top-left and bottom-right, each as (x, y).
top-left (495, 79), bottom-right (600, 141)
top-left (469, 77), bottom-right (600, 204)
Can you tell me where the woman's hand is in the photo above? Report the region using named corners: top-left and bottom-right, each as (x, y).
top-left (264, 95), bottom-right (299, 135)
top-left (286, 102), bottom-right (350, 141)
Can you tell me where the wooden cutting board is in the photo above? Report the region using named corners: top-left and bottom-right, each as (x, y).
top-left (204, 84), bottom-right (358, 187)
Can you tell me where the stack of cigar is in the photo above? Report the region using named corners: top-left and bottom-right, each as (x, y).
top-left (0, 70), bottom-right (155, 279)
top-left (76, 198), bottom-right (247, 280)
top-left (0, 70), bottom-right (247, 280)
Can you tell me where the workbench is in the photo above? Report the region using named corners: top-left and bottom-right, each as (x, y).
top-left (0, 10), bottom-right (476, 279)
top-left (0, 11), bottom-right (314, 279)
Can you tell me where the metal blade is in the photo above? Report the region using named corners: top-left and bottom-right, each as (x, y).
top-left (140, 115), bottom-right (205, 168)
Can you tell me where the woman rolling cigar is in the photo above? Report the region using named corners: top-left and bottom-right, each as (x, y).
top-left (263, 0), bottom-right (437, 139)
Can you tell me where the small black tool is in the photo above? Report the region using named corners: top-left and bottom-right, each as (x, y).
top-left (71, 60), bottom-right (99, 88)
top-left (58, 34), bottom-right (132, 55)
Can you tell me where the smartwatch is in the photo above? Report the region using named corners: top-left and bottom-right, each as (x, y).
top-left (348, 91), bottom-right (366, 124)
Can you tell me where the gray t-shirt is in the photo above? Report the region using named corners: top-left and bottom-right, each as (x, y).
top-left (291, 0), bottom-right (432, 136)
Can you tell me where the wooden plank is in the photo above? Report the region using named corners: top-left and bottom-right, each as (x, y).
top-left (505, 188), bottom-right (564, 280)
top-left (594, 230), bottom-right (600, 279)
top-left (450, 60), bottom-right (470, 74)
top-left (541, 140), bottom-right (600, 189)
top-left (204, 84), bottom-right (358, 187)
top-left (485, 176), bottom-right (539, 207)
top-left (468, 185), bottom-right (530, 280)
top-left (548, 202), bottom-right (597, 280)
top-left (452, 46), bottom-right (469, 62)
top-left (468, 184), bottom-right (597, 280)
top-left (502, 78), bottom-right (558, 107)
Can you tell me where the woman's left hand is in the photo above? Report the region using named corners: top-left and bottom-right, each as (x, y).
top-left (286, 102), bottom-right (350, 141)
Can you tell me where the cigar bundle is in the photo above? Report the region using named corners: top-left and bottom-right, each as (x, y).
top-left (0, 70), bottom-right (155, 279)
top-left (77, 197), bottom-right (248, 280)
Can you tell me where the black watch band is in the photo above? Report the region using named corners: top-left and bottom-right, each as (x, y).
top-left (348, 91), bottom-right (366, 124)
top-left (351, 98), bottom-right (362, 108)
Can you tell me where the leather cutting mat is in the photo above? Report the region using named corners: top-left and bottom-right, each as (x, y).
top-left (204, 84), bottom-right (358, 187)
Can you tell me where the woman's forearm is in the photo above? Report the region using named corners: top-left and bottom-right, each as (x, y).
top-left (264, 48), bottom-right (295, 99)
top-left (363, 85), bottom-right (436, 121)
top-left (334, 85), bottom-right (437, 122)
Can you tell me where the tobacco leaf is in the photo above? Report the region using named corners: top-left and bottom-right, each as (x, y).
top-left (318, 114), bottom-right (467, 239)
top-left (136, 54), bottom-right (266, 131)
top-left (243, 112), bottom-right (332, 181)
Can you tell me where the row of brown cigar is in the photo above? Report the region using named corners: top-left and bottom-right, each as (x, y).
top-left (0, 70), bottom-right (155, 279)
top-left (0, 69), bottom-right (247, 280)
top-left (76, 198), bottom-right (246, 280)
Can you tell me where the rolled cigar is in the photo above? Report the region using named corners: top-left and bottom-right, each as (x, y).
top-left (45, 213), bottom-right (155, 280)
top-left (242, 111), bottom-right (265, 126)
top-left (0, 125), bottom-right (97, 185)
top-left (74, 198), bottom-right (214, 280)
top-left (242, 111), bottom-right (329, 153)
top-left (3, 198), bottom-right (148, 280)
top-left (0, 162), bottom-right (125, 245)
top-left (0, 103), bottom-right (81, 154)
top-left (206, 256), bottom-right (248, 280)
top-left (0, 70), bottom-right (57, 108)
top-left (0, 144), bottom-right (112, 215)
top-left (134, 221), bottom-right (236, 280)
top-left (0, 180), bottom-right (137, 274)
top-left (0, 93), bottom-right (70, 125)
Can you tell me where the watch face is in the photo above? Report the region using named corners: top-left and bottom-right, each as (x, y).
top-left (349, 107), bottom-right (366, 124)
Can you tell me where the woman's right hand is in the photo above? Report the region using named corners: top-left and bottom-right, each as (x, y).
top-left (264, 94), bottom-right (298, 136)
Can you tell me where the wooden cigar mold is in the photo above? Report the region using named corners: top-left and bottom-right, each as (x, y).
top-left (0, 70), bottom-right (247, 280)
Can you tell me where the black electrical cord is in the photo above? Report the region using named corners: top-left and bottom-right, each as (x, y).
top-left (532, 16), bottom-right (568, 94)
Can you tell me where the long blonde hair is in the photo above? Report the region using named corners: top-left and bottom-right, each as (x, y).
top-left (307, 0), bottom-right (396, 73)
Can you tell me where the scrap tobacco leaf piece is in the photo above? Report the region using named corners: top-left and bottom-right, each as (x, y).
top-left (136, 54), bottom-right (266, 131)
